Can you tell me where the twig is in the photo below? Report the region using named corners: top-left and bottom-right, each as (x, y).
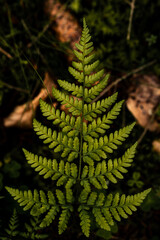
top-left (0, 46), bottom-right (13, 59)
top-left (92, 59), bottom-right (157, 103)
top-left (0, 80), bottom-right (29, 93)
top-left (127, 0), bottom-right (136, 40)
top-left (21, 20), bottom-right (51, 48)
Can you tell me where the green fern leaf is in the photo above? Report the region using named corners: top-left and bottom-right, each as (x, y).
top-left (58, 208), bottom-right (72, 234)
top-left (84, 123), bottom-right (136, 163)
top-left (58, 80), bottom-right (83, 98)
top-left (6, 18), bottom-right (151, 238)
top-left (84, 93), bottom-right (118, 121)
top-left (5, 187), bottom-right (49, 216)
top-left (79, 209), bottom-right (91, 237)
top-left (40, 206), bottom-right (59, 228)
top-left (85, 100), bottom-right (124, 139)
top-left (84, 74), bottom-right (109, 102)
top-left (105, 142), bottom-right (138, 183)
top-left (84, 59), bottom-right (99, 75)
top-left (39, 99), bottom-right (80, 137)
top-left (52, 88), bottom-right (82, 115)
top-left (23, 149), bottom-right (77, 187)
top-left (85, 69), bottom-right (104, 87)
top-left (92, 208), bottom-right (110, 231)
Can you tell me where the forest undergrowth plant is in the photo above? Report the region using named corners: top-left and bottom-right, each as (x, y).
top-left (6, 19), bottom-right (151, 238)
top-left (0, 209), bottom-right (48, 240)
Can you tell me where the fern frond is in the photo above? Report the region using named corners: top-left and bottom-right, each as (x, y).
top-left (79, 209), bottom-right (91, 237)
top-left (6, 19), bottom-right (151, 238)
top-left (68, 66), bottom-right (84, 82)
top-left (81, 142), bottom-right (137, 189)
top-left (105, 142), bottom-right (137, 183)
top-left (84, 92), bottom-right (118, 121)
top-left (5, 209), bottom-right (19, 237)
top-left (78, 189), bottom-right (151, 236)
top-left (104, 189), bottom-right (151, 221)
top-left (39, 99), bottom-right (80, 137)
top-left (93, 208), bottom-right (111, 231)
top-left (21, 216), bottom-right (48, 239)
top-left (58, 80), bottom-right (83, 98)
top-left (84, 123), bottom-right (136, 164)
top-left (23, 149), bottom-right (77, 188)
top-left (52, 88), bottom-right (82, 116)
top-left (58, 208), bottom-right (72, 234)
top-left (5, 187), bottom-right (50, 216)
top-left (33, 118), bottom-right (62, 149)
top-left (33, 119), bottom-right (79, 159)
top-left (79, 189), bottom-right (91, 204)
top-left (6, 187), bottom-right (74, 232)
top-left (84, 74), bottom-right (109, 103)
top-left (85, 69), bottom-right (104, 87)
top-left (84, 100), bottom-right (124, 140)
top-left (40, 206), bottom-right (59, 228)
top-left (81, 164), bottom-right (108, 190)
top-left (84, 60), bottom-right (99, 75)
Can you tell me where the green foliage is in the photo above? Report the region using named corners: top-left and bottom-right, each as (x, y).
top-left (0, 209), bottom-right (48, 240)
top-left (127, 171), bottom-right (144, 189)
top-left (3, 160), bottom-right (21, 179)
top-left (3, 209), bottom-right (19, 240)
top-left (6, 19), bottom-right (151, 237)
top-left (20, 216), bottom-right (48, 239)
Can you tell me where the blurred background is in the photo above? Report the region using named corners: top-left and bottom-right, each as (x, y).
top-left (0, 0), bottom-right (160, 239)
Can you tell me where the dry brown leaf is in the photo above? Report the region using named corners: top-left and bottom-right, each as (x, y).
top-left (45, 0), bottom-right (81, 60)
top-left (4, 72), bottom-right (56, 128)
top-left (152, 140), bottom-right (160, 154)
top-left (126, 75), bottom-right (160, 131)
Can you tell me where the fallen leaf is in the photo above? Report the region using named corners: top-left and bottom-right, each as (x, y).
top-left (152, 140), bottom-right (160, 154)
top-left (4, 72), bottom-right (56, 128)
top-left (126, 75), bottom-right (160, 131)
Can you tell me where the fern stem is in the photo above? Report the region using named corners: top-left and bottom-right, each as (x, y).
top-left (78, 69), bottom-right (85, 180)
top-left (78, 20), bottom-right (86, 180)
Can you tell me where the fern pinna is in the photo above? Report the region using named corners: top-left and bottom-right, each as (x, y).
top-left (6, 19), bottom-right (151, 237)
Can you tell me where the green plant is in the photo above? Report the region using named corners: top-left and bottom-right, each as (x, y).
top-left (0, 209), bottom-right (48, 240)
top-left (1, 209), bottom-right (19, 240)
top-left (127, 171), bottom-right (144, 189)
top-left (6, 19), bottom-right (151, 238)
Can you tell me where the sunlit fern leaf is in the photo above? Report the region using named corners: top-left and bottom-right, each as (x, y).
top-left (58, 208), bottom-right (73, 234)
top-left (93, 208), bottom-right (110, 231)
top-left (33, 120), bottom-right (79, 159)
top-left (39, 99), bottom-right (80, 137)
top-left (79, 209), bottom-right (91, 237)
top-left (5, 188), bottom-right (49, 216)
top-left (58, 80), bottom-right (83, 98)
top-left (40, 206), bottom-right (59, 228)
top-left (83, 92), bottom-right (118, 121)
top-left (85, 69), bottom-right (105, 87)
top-left (80, 142), bottom-right (137, 189)
top-left (84, 74), bottom-right (109, 103)
top-left (84, 123), bottom-right (136, 164)
top-left (78, 189), bottom-right (151, 236)
top-left (84, 100), bottom-right (124, 140)
top-left (6, 18), bottom-right (151, 238)
top-left (52, 88), bottom-right (82, 115)
top-left (105, 142), bottom-right (138, 183)
top-left (23, 149), bottom-right (78, 187)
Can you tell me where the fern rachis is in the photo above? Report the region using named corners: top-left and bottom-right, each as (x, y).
top-left (6, 18), bottom-right (151, 238)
